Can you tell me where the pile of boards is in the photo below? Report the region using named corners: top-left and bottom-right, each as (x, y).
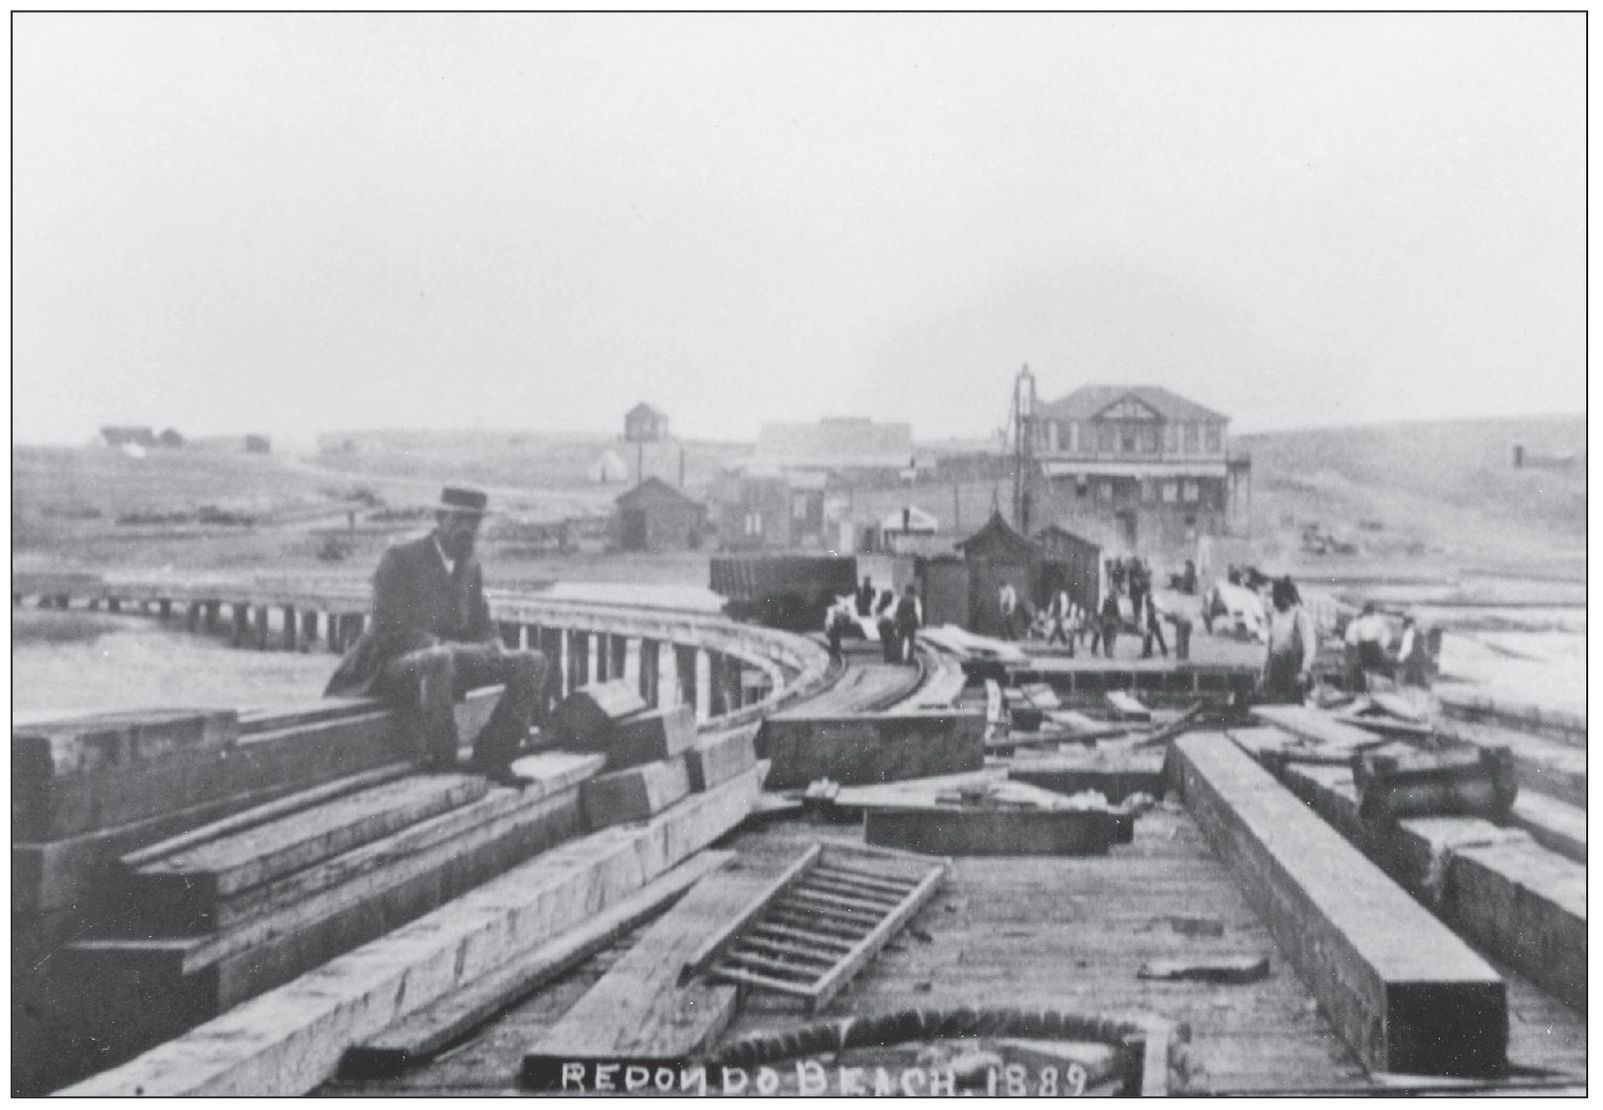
top-left (544, 679), bottom-right (760, 830)
top-left (17, 680), bottom-right (760, 1094)
top-left (13, 694), bottom-right (501, 1094)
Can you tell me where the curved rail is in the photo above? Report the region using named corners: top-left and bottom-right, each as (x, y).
top-left (13, 573), bottom-right (835, 731)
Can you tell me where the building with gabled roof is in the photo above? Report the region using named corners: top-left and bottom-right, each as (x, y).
top-left (1028, 385), bottom-right (1248, 557)
top-left (624, 403), bottom-right (669, 443)
top-left (612, 476), bottom-right (705, 552)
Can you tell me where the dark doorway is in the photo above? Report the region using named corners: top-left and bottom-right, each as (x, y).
top-left (620, 509), bottom-right (648, 552)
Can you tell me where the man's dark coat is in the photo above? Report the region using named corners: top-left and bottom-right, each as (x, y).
top-left (325, 533), bottom-right (493, 697)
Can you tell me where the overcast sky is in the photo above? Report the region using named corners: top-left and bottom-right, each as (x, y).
top-left (12, 12), bottom-right (1584, 446)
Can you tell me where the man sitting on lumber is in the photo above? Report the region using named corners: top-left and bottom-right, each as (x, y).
top-left (326, 487), bottom-right (547, 787)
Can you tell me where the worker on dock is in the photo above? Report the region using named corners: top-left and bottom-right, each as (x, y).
top-left (998, 581), bottom-right (1019, 640)
top-left (855, 575), bottom-right (874, 617)
top-left (1344, 602), bottom-right (1387, 690)
top-left (892, 583), bottom-right (923, 664)
top-left (875, 588), bottom-right (898, 662)
top-left (1260, 576), bottom-right (1317, 704)
top-left (1097, 587), bottom-right (1124, 658)
top-left (324, 487), bottom-right (546, 787)
top-left (1397, 612), bottom-right (1430, 688)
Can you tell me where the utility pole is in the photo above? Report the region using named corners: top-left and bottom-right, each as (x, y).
top-left (1009, 364), bottom-right (1038, 535)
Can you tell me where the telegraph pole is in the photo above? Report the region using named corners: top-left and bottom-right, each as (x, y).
top-left (1010, 364), bottom-right (1038, 534)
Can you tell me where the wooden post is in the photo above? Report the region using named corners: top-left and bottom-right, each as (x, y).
top-left (158, 598), bottom-right (173, 620)
top-left (708, 654), bottom-right (729, 717)
top-left (674, 644), bottom-right (698, 713)
top-left (254, 604), bottom-right (273, 650)
top-left (300, 609), bottom-right (320, 650)
top-left (538, 628), bottom-right (563, 710)
top-left (107, 597), bottom-right (121, 614)
top-left (569, 630), bottom-right (591, 691)
top-left (282, 605), bottom-right (299, 651)
top-left (88, 597), bottom-right (101, 612)
top-left (609, 634), bottom-right (627, 681)
top-left (204, 600), bottom-right (221, 634)
top-left (185, 602), bottom-right (201, 633)
top-left (639, 638), bottom-right (661, 707)
top-left (232, 602), bottom-right (251, 647)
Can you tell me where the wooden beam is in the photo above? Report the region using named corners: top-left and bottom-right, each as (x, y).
top-left (1008, 749), bottom-right (1167, 804)
top-left (131, 774), bottom-right (491, 929)
top-left (606, 704), bottom-right (696, 770)
top-left (339, 850), bottom-right (737, 1080)
top-left (547, 680), bottom-right (649, 749)
top-left (1171, 733), bottom-right (1506, 1076)
top-left (13, 709), bottom-right (240, 779)
top-left (865, 807), bottom-right (1118, 857)
top-left (684, 723), bottom-right (758, 793)
top-left (520, 861), bottom-right (779, 1088)
top-left (581, 757), bottom-right (692, 830)
top-left (58, 762), bottom-right (765, 1096)
top-left (756, 709), bottom-right (985, 791)
top-left (1246, 738), bottom-right (1586, 1013)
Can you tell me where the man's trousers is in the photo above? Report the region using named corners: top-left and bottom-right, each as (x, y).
top-left (377, 643), bottom-right (548, 769)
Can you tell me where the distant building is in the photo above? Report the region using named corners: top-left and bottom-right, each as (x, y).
top-left (157, 428), bottom-right (186, 448)
top-left (589, 449), bottom-right (629, 484)
top-left (612, 476), bottom-right (705, 552)
top-left (244, 434), bottom-right (272, 454)
top-left (752, 417), bottom-right (913, 477)
top-left (100, 426), bottom-right (156, 449)
top-left (624, 403), bottom-right (669, 443)
top-left (712, 468), bottom-right (829, 551)
top-left (878, 505), bottom-right (939, 554)
top-left (1032, 385), bottom-right (1248, 555)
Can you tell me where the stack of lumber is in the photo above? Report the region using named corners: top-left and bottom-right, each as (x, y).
top-left (1226, 706), bottom-right (1587, 1013)
top-left (12, 692), bottom-right (496, 1094)
top-left (51, 749), bottom-right (606, 1086)
top-left (756, 709), bottom-right (985, 790)
top-left (551, 681), bottom-right (759, 830)
top-left (62, 761), bottom-right (769, 1096)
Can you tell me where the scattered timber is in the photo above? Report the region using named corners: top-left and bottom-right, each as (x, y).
top-left (339, 850), bottom-right (738, 1080)
top-left (756, 709), bottom-right (985, 790)
top-left (59, 762), bottom-right (767, 1097)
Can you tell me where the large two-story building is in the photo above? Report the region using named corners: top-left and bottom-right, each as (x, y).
top-left (1030, 385), bottom-right (1248, 555)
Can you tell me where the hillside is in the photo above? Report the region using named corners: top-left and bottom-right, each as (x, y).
top-left (1235, 415), bottom-right (1585, 575)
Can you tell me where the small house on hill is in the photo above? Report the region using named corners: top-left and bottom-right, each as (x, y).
top-left (624, 403), bottom-right (669, 443)
top-left (244, 434), bottom-right (272, 454)
top-left (613, 477), bottom-right (705, 552)
top-left (157, 428), bottom-right (185, 448)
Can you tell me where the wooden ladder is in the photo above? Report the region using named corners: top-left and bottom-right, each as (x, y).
top-left (679, 843), bottom-right (946, 1012)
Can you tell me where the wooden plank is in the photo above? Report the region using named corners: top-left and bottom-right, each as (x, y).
top-left (520, 864), bottom-right (777, 1087)
top-left (338, 850), bottom-right (738, 1080)
top-left (581, 757), bottom-right (692, 830)
top-left (720, 948), bottom-right (826, 980)
top-left (1171, 733), bottom-right (1506, 1077)
top-left (12, 709), bottom-right (240, 779)
top-left (1008, 749), bottom-right (1167, 804)
top-left (766, 908), bottom-right (865, 940)
top-left (13, 708), bottom-right (408, 842)
top-left (1251, 704), bottom-right (1386, 749)
top-left (684, 724), bottom-right (758, 792)
top-left (800, 875), bottom-right (904, 906)
top-left (807, 866), bottom-right (917, 897)
top-left (865, 807), bottom-right (1119, 857)
top-left (778, 890), bottom-right (883, 924)
top-left (134, 773), bottom-right (490, 906)
top-left (756, 709), bottom-right (985, 791)
top-left (1105, 691), bottom-right (1152, 722)
top-left (789, 883), bottom-right (900, 915)
top-left (732, 934), bottom-right (841, 966)
top-left (680, 845), bottom-right (820, 983)
top-left (807, 860), bottom-right (945, 1009)
top-left (605, 704), bottom-right (695, 770)
top-left (59, 762), bottom-right (766, 1096)
top-left (1507, 791), bottom-right (1585, 863)
top-left (119, 763), bottom-right (412, 870)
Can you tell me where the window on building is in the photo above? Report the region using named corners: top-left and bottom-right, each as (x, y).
top-left (1098, 426), bottom-right (1114, 453)
top-left (1161, 481), bottom-right (1178, 504)
top-left (1183, 423), bottom-right (1199, 453)
top-left (1163, 423), bottom-right (1177, 453)
top-left (1097, 480), bottom-right (1113, 503)
top-left (1065, 421), bottom-right (1077, 452)
top-left (1075, 477), bottom-right (1089, 498)
top-left (1182, 479), bottom-right (1200, 503)
top-left (745, 511), bottom-right (762, 537)
top-left (1140, 480), bottom-right (1155, 503)
top-left (791, 492), bottom-right (810, 521)
top-left (1205, 424), bottom-right (1222, 453)
top-left (1141, 428), bottom-right (1158, 453)
top-left (1119, 429), bottom-right (1136, 453)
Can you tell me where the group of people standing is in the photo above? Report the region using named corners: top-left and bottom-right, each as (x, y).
top-left (996, 553), bottom-right (1192, 662)
top-left (825, 576), bottom-right (921, 664)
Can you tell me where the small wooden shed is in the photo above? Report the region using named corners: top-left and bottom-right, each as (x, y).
top-left (613, 477), bottom-right (705, 552)
top-left (953, 510), bottom-right (1040, 636)
top-left (1034, 524), bottom-right (1103, 615)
